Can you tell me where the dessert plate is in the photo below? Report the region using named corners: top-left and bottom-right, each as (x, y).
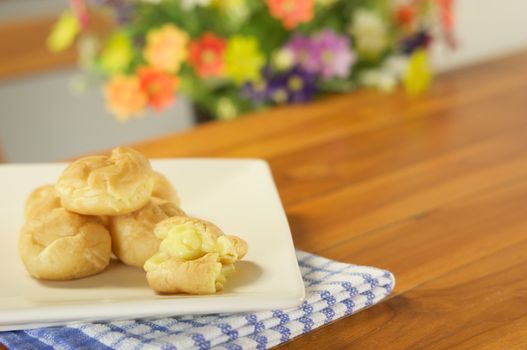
top-left (0, 159), bottom-right (304, 331)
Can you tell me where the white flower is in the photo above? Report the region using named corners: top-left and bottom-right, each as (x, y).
top-left (360, 70), bottom-right (397, 92)
top-left (359, 56), bottom-right (408, 92)
top-left (216, 98), bottom-right (238, 120)
top-left (384, 56), bottom-right (409, 77)
top-left (316, 0), bottom-right (338, 6)
top-left (180, 0), bottom-right (212, 10)
top-left (214, 0), bottom-right (250, 28)
top-left (350, 9), bottom-right (388, 59)
top-left (77, 34), bottom-right (99, 70)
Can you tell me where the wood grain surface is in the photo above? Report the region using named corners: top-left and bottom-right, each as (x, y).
top-left (0, 16), bottom-right (76, 80)
top-left (131, 52), bottom-right (527, 349)
top-left (0, 14), bottom-right (111, 81)
top-left (1, 51), bottom-right (526, 349)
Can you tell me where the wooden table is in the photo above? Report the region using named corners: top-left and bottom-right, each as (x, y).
top-left (131, 52), bottom-right (527, 349)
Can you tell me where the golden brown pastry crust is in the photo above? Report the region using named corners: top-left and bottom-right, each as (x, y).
top-left (24, 185), bottom-right (61, 220)
top-left (109, 198), bottom-right (185, 268)
top-left (19, 208), bottom-right (111, 280)
top-left (55, 147), bottom-right (154, 215)
top-left (151, 171), bottom-right (180, 206)
top-left (221, 235), bottom-right (249, 264)
top-left (146, 253), bottom-right (226, 294)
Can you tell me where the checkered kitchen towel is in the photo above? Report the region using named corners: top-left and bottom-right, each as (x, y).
top-left (0, 251), bottom-right (395, 350)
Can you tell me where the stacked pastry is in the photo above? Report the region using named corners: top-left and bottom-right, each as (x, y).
top-left (18, 147), bottom-right (248, 294)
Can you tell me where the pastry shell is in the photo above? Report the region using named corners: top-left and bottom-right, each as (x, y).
top-left (109, 198), bottom-right (185, 268)
top-left (55, 147), bottom-right (154, 215)
top-left (19, 208), bottom-right (112, 280)
top-left (24, 184), bottom-right (61, 220)
top-left (152, 171), bottom-right (180, 206)
top-left (146, 253), bottom-right (233, 294)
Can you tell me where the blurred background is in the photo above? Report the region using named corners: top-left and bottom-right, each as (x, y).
top-left (0, 0), bottom-right (526, 162)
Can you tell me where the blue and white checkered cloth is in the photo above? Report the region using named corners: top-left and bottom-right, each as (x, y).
top-left (0, 251), bottom-right (395, 350)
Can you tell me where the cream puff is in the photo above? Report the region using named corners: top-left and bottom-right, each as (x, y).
top-left (55, 147), bottom-right (154, 215)
top-left (19, 208), bottom-right (112, 280)
top-left (151, 171), bottom-right (180, 206)
top-left (24, 184), bottom-right (61, 220)
top-left (109, 197), bottom-right (185, 268)
top-left (144, 216), bottom-right (248, 294)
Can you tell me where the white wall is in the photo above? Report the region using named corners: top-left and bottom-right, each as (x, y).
top-left (0, 0), bottom-right (64, 21)
top-left (0, 69), bottom-right (194, 162)
top-left (433, 0), bottom-right (527, 71)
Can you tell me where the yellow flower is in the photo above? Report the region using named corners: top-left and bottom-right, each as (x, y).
top-left (143, 24), bottom-right (189, 73)
top-left (104, 75), bottom-right (147, 121)
top-left (99, 31), bottom-right (133, 74)
top-left (224, 36), bottom-right (265, 85)
top-left (47, 10), bottom-right (80, 52)
top-left (403, 49), bottom-right (432, 95)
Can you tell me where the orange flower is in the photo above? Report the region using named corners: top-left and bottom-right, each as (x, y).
top-left (397, 5), bottom-right (416, 26)
top-left (104, 75), bottom-right (147, 121)
top-left (138, 67), bottom-right (179, 111)
top-left (143, 24), bottom-right (189, 73)
top-left (266, 0), bottom-right (314, 29)
top-left (188, 32), bottom-right (227, 78)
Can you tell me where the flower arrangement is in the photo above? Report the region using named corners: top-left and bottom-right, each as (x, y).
top-left (49, 0), bottom-right (455, 121)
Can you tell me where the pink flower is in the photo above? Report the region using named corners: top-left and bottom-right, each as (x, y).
top-left (69, 0), bottom-right (89, 30)
top-left (266, 0), bottom-right (314, 29)
top-left (285, 30), bottom-right (356, 79)
top-left (285, 34), bottom-right (320, 73)
top-left (315, 30), bottom-right (355, 79)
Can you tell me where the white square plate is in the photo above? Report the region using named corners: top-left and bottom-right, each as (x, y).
top-left (0, 159), bottom-right (304, 331)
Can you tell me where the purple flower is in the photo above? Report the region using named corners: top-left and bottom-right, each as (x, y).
top-left (285, 34), bottom-right (321, 74)
top-left (271, 66), bottom-right (316, 104)
top-left (242, 80), bottom-right (269, 105)
top-left (314, 30), bottom-right (355, 79)
top-left (242, 66), bottom-right (316, 105)
top-left (285, 30), bottom-right (355, 80)
top-left (242, 66), bottom-right (273, 104)
top-left (400, 30), bottom-right (432, 55)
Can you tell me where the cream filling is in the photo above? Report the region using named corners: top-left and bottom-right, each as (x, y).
top-left (153, 223), bottom-right (238, 262)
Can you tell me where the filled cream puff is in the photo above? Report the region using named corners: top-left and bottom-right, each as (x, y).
top-left (19, 208), bottom-right (112, 280)
top-left (55, 147), bottom-right (154, 215)
top-left (144, 216), bottom-right (247, 294)
top-left (109, 197), bottom-right (185, 268)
